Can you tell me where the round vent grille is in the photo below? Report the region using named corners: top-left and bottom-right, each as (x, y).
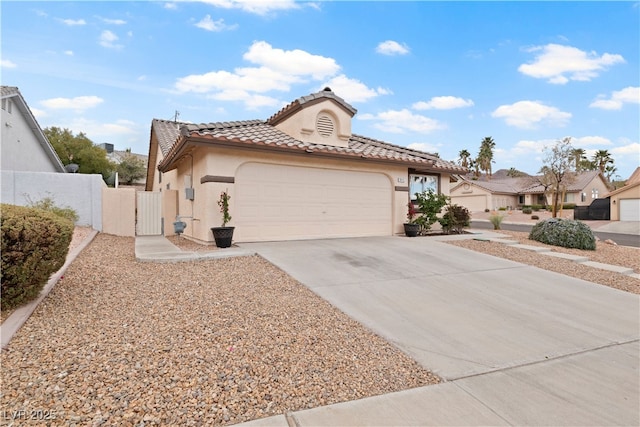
top-left (316, 114), bottom-right (334, 138)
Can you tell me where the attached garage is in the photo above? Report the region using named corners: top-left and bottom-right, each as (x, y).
top-left (620, 199), bottom-right (640, 221)
top-left (235, 162), bottom-right (392, 241)
top-left (452, 194), bottom-right (488, 212)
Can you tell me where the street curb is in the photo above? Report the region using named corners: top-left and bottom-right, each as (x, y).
top-left (0, 229), bottom-right (99, 350)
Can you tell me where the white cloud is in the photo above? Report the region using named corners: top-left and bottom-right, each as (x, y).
top-left (611, 142), bottom-right (640, 156)
top-left (573, 136), bottom-right (612, 147)
top-left (60, 18), bottom-right (86, 26)
top-left (359, 109), bottom-right (446, 134)
top-left (407, 142), bottom-right (441, 154)
top-left (1, 59), bottom-right (17, 68)
top-left (99, 30), bottom-right (122, 49)
top-left (40, 96), bottom-right (104, 112)
top-left (321, 75), bottom-right (388, 103)
top-left (68, 118), bottom-right (138, 137)
top-left (590, 86), bottom-right (640, 110)
top-left (376, 40), bottom-right (410, 56)
top-left (194, 0), bottom-right (300, 15)
top-left (101, 18), bottom-right (127, 25)
top-left (412, 96), bottom-right (474, 110)
top-left (194, 15), bottom-right (237, 31)
top-left (492, 100), bottom-right (571, 129)
top-left (518, 44), bottom-right (625, 84)
top-left (175, 41), bottom-right (344, 107)
top-left (243, 41), bottom-right (339, 80)
top-left (64, 50), bottom-right (74, 56)
top-left (164, 3), bottom-right (178, 10)
top-left (30, 107), bottom-right (47, 119)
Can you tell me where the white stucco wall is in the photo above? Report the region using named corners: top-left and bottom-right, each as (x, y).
top-left (1, 101), bottom-right (60, 172)
top-left (1, 170), bottom-right (104, 229)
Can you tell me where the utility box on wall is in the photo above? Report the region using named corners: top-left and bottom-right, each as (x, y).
top-left (185, 187), bottom-right (194, 200)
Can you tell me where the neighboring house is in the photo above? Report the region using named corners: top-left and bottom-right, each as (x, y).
top-left (451, 169), bottom-right (611, 212)
top-left (99, 143), bottom-right (148, 186)
top-left (146, 88), bottom-right (466, 242)
top-left (606, 167), bottom-right (640, 221)
top-left (1, 86), bottom-right (65, 173)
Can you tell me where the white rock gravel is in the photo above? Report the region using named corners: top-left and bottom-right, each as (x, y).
top-left (1, 234), bottom-right (438, 426)
top-left (446, 230), bottom-right (640, 295)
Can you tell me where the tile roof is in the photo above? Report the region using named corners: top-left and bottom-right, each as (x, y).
top-left (152, 119), bottom-right (184, 154)
top-left (267, 87), bottom-right (357, 125)
top-left (457, 170), bottom-right (606, 194)
top-left (1, 86), bottom-right (19, 97)
top-left (154, 118), bottom-right (466, 173)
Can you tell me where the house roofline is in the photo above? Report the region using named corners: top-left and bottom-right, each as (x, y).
top-left (2, 87), bottom-right (66, 173)
top-left (157, 133), bottom-right (464, 174)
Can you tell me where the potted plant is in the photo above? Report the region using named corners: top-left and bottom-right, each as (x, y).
top-left (211, 190), bottom-right (234, 248)
top-left (403, 202), bottom-right (420, 237)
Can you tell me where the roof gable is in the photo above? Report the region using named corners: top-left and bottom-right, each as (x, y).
top-left (1, 86), bottom-right (66, 173)
top-left (267, 88), bottom-right (356, 148)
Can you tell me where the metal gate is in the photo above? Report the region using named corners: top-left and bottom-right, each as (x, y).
top-left (136, 191), bottom-right (162, 235)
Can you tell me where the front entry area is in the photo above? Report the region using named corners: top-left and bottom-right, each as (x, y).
top-left (234, 162), bottom-right (392, 242)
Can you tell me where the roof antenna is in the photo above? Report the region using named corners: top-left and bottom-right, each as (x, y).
top-left (173, 110), bottom-right (180, 122)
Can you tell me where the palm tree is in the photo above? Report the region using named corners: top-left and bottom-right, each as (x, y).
top-left (592, 150), bottom-right (614, 173)
top-left (570, 148), bottom-right (587, 171)
top-left (458, 149), bottom-right (471, 168)
top-left (478, 137), bottom-right (496, 179)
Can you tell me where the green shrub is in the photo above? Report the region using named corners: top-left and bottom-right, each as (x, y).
top-left (1, 204), bottom-right (73, 310)
top-left (529, 218), bottom-right (595, 250)
top-left (498, 207), bottom-right (507, 211)
top-left (439, 204), bottom-right (471, 234)
top-left (522, 208), bottom-right (533, 214)
top-left (489, 213), bottom-right (505, 230)
top-left (26, 195), bottom-right (78, 224)
top-left (414, 189), bottom-right (449, 234)
top-left (531, 204), bottom-right (544, 211)
top-left (561, 203), bottom-right (576, 210)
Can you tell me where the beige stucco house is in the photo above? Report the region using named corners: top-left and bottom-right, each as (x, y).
top-left (450, 170), bottom-right (611, 212)
top-left (145, 88), bottom-right (466, 243)
top-left (606, 167), bottom-right (640, 221)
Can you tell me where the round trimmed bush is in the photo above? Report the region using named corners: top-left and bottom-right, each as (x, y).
top-left (529, 218), bottom-right (596, 250)
top-left (1, 204), bottom-right (73, 310)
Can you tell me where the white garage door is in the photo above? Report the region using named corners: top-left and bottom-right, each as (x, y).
top-left (454, 195), bottom-right (488, 212)
top-left (620, 199), bottom-right (640, 221)
top-left (235, 163), bottom-right (392, 242)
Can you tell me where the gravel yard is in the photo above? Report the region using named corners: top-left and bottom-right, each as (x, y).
top-left (445, 230), bottom-right (640, 295)
top-left (1, 234), bottom-right (438, 426)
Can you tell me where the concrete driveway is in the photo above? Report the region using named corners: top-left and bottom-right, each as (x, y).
top-left (241, 235), bottom-right (639, 426)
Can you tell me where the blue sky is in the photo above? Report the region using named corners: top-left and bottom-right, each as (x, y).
top-left (2, 1), bottom-right (639, 179)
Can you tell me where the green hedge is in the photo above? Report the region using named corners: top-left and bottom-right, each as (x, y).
top-left (1, 204), bottom-right (73, 310)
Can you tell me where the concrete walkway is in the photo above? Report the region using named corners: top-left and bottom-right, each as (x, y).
top-left (238, 234), bottom-right (639, 426)
top-left (134, 235), bottom-right (255, 262)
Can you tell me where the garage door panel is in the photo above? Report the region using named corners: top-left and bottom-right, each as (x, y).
top-left (620, 199), bottom-right (640, 221)
top-left (236, 163), bottom-right (392, 241)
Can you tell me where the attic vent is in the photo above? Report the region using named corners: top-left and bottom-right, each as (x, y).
top-left (316, 114), bottom-right (334, 138)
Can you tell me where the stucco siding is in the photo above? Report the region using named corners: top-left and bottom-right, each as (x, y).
top-left (608, 185), bottom-right (640, 221)
top-left (162, 145), bottom-right (445, 242)
top-left (1, 104), bottom-right (59, 172)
